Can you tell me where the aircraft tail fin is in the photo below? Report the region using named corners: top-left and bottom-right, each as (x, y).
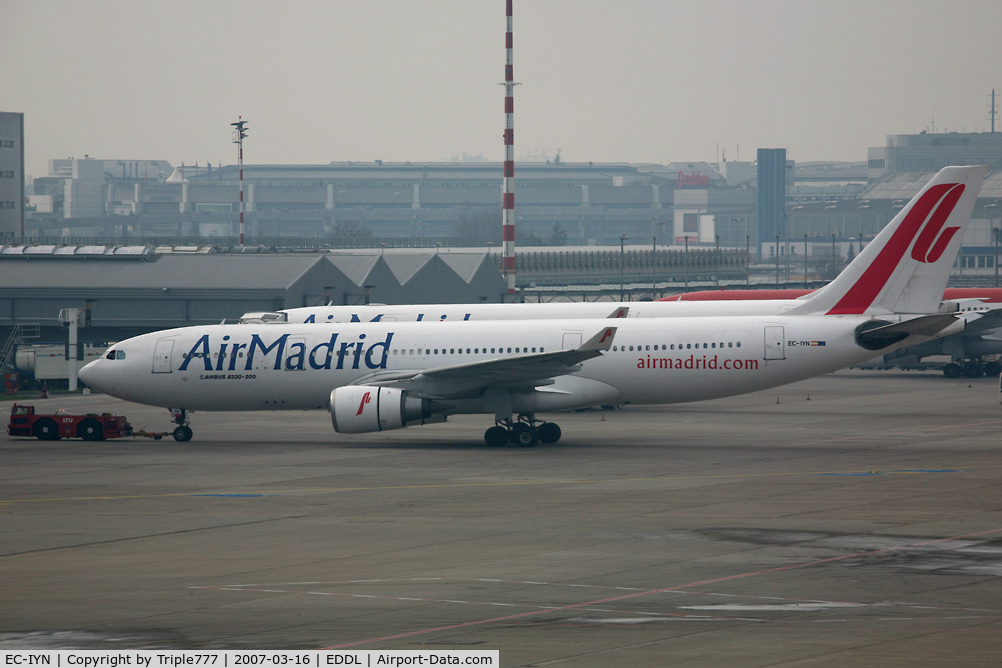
top-left (788, 165), bottom-right (988, 316)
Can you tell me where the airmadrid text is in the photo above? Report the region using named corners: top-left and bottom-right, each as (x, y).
top-left (178, 332), bottom-right (393, 373)
top-left (302, 313), bottom-right (472, 323)
top-left (637, 354), bottom-right (759, 371)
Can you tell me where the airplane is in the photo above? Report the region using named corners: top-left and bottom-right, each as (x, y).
top-left (659, 287), bottom-right (1002, 305)
top-left (661, 288), bottom-right (1002, 378)
top-left (79, 166), bottom-right (987, 446)
top-left (257, 258), bottom-right (995, 326)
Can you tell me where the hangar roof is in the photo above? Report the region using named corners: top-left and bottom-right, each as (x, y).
top-left (862, 170), bottom-right (1002, 200)
top-left (0, 254), bottom-right (324, 291)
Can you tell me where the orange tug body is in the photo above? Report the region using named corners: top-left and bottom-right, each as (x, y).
top-left (7, 403), bottom-right (133, 441)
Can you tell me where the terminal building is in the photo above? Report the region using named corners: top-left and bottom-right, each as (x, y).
top-left (15, 130), bottom-right (1002, 254)
top-left (0, 112), bottom-right (24, 240)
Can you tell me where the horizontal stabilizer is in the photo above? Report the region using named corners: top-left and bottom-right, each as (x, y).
top-left (856, 314), bottom-right (961, 350)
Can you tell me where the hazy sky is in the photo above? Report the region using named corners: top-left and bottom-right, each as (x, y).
top-left (4, 0), bottom-right (1001, 178)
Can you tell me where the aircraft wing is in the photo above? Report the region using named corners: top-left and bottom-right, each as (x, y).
top-left (353, 325), bottom-right (617, 399)
top-left (962, 307), bottom-right (1002, 334)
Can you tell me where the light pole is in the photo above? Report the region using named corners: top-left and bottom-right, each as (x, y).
top-left (730, 216), bottom-right (746, 283)
top-left (831, 232), bottom-right (837, 279)
top-left (745, 234), bottom-right (750, 287)
top-left (775, 232), bottom-right (781, 288)
top-left (230, 117), bottom-right (248, 245)
top-left (651, 235), bottom-right (657, 295)
top-left (620, 233), bottom-right (629, 300)
top-left (714, 234), bottom-right (720, 287)
top-left (684, 235), bottom-right (690, 291)
top-left (993, 225), bottom-right (1000, 287)
top-left (803, 233), bottom-right (808, 289)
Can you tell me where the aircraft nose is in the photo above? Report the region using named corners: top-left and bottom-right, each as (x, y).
top-left (78, 359), bottom-right (100, 389)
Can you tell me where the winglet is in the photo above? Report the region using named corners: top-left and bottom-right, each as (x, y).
top-left (787, 165), bottom-right (988, 316)
top-left (608, 306), bottom-right (630, 319)
top-left (581, 326), bottom-right (617, 351)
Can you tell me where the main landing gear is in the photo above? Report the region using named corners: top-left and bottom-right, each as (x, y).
top-left (170, 408), bottom-right (193, 442)
top-left (942, 359), bottom-right (1002, 379)
top-left (483, 415), bottom-right (562, 448)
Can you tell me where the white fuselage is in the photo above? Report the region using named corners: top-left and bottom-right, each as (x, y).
top-left (277, 299), bottom-right (805, 324)
top-left (82, 314), bottom-right (880, 414)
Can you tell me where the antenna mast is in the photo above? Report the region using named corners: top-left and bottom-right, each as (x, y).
top-left (502, 0), bottom-right (517, 299)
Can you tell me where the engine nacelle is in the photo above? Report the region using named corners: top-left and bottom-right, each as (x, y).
top-left (330, 385), bottom-right (436, 434)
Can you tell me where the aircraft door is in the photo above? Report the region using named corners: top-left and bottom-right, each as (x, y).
top-left (764, 326), bottom-right (785, 360)
top-left (562, 332), bottom-right (583, 350)
top-left (153, 339), bottom-right (175, 373)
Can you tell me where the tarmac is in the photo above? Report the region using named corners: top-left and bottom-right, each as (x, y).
top-left (2, 369), bottom-right (1002, 666)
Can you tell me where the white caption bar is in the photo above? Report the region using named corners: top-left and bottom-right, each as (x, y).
top-left (0, 652), bottom-right (499, 668)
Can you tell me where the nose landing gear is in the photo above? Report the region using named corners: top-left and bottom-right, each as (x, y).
top-left (170, 408), bottom-right (193, 442)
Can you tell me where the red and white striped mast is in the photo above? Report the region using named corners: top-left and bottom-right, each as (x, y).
top-left (231, 117), bottom-right (248, 245)
top-left (502, 0), bottom-right (517, 298)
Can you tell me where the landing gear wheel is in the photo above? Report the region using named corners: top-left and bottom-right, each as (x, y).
top-left (484, 425), bottom-right (509, 447)
top-left (78, 418), bottom-right (104, 441)
top-left (943, 363), bottom-right (962, 379)
top-left (963, 361), bottom-right (984, 378)
top-left (33, 418), bottom-right (59, 440)
top-left (173, 425), bottom-right (193, 442)
top-left (985, 361), bottom-right (1002, 377)
top-left (537, 422), bottom-right (562, 444)
top-left (510, 422), bottom-right (539, 447)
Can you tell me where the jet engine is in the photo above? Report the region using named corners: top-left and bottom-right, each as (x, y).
top-left (330, 385), bottom-right (439, 434)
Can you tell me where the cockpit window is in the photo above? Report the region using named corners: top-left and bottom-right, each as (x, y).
top-left (105, 350), bottom-right (125, 360)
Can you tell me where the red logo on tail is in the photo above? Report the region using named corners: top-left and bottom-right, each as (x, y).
top-left (827, 182), bottom-right (965, 314)
top-left (909, 184), bottom-right (966, 263)
top-left (356, 391), bottom-right (372, 416)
